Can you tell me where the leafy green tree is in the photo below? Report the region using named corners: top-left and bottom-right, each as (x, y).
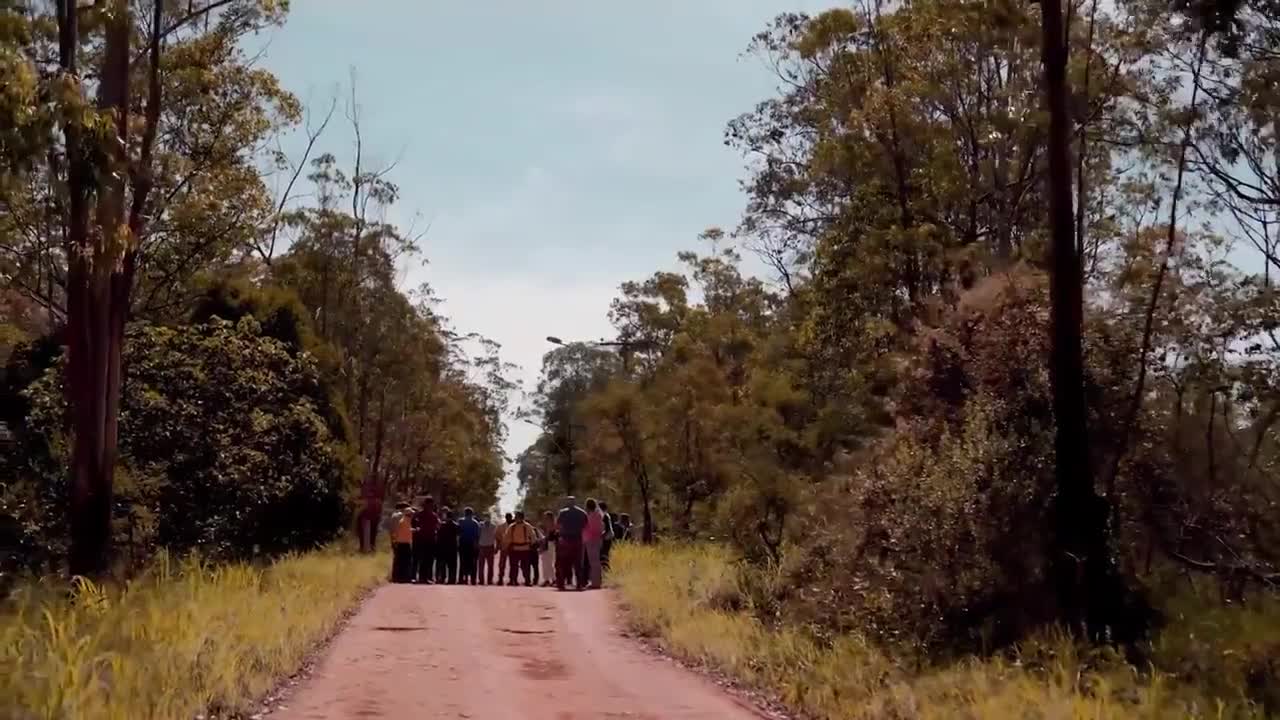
top-left (8, 316), bottom-right (352, 564)
top-left (0, 0), bottom-right (295, 576)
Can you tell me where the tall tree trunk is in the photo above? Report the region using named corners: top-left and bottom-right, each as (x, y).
top-left (358, 387), bottom-right (389, 553)
top-left (1039, 0), bottom-right (1114, 635)
top-left (62, 0), bottom-right (165, 578)
top-left (639, 479), bottom-right (654, 545)
top-left (64, 1), bottom-right (132, 577)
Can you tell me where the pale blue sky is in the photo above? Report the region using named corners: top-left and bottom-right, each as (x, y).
top-left (257, 0), bottom-right (832, 510)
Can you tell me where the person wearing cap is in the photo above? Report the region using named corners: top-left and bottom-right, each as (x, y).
top-left (554, 496), bottom-right (588, 590)
top-left (389, 502), bottom-right (415, 583)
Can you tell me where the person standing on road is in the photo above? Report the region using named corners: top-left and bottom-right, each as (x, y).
top-left (505, 511), bottom-right (537, 586)
top-left (389, 502), bottom-right (415, 583)
top-left (457, 507), bottom-right (481, 585)
top-left (583, 498), bottom-right (607, 589)
top-left (555, 496), bottom-right (588, 590)
top-left (495, 512), bottom-right (513, 585)
top-left (478, 515), bottom-right (498, 585)
top-left (529, 523), bottom-right (544, 585)
top-left (413, 496), bottom-right (439, 584)
top-left (599, 501), bottom-right (616, 573)
top-left (435, 508), bottom-right (459, 584)
top-left (539, 510), bottom-right (558, 587)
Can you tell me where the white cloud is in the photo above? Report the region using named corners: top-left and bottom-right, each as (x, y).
top-left (406, 238), bottom-right (624, 512)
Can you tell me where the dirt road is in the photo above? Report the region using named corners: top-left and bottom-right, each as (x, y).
top-left (269, 583), bottom-right (770, 720)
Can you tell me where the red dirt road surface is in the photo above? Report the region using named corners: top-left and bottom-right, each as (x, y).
top-left (269, 584), bottom-right (771, 720)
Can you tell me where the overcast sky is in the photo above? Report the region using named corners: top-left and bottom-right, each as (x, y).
top-left (258, 0), bottom-right (833, 510)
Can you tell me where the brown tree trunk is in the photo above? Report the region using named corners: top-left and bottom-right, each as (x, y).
top-left (640, 484), bottom-right (655, 545)
top-left (64, 1), bottom-right (132, 577)
top-left (62, 0), bottom-right (166, 578)
top-left (357, 388), bottom-right (389, 553)
top-left (1039, 0), bottom-right (1115, 635)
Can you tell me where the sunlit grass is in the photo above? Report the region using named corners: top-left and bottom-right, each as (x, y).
top-left (0, 548), bottom-right (385, 720)
top-left (612, 543), bottom-right (1278, 719)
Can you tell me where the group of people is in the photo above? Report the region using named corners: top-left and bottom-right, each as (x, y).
top-left (388, 495), bottom-right (633, 590)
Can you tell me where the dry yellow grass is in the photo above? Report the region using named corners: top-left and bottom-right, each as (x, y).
top-left (611, 543), bottom-right (1277, 719)
top-left (0, 549), bottom-right (385, 720)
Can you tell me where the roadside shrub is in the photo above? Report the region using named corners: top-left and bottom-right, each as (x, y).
top-left (783, 279), bottom-right (1060, 652)
top-left (3, 317), bottom-right (355, 568)
top-left (790, 396), bottom-right (1054, 653)
top-left (612, 543), bottom-right (1278, 720)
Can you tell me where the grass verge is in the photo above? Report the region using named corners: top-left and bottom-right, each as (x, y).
top-left (611, 543), bottom-right (1279, 719)
top-left (0, 548), bottom-right (385, 720)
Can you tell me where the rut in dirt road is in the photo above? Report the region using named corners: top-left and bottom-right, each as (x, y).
top-left (269, 584), bottom-right (772, 720)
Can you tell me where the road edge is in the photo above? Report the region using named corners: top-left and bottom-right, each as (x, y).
top-left (607, 593), bottom-right (800, 720)
top-left (230, 583), bottom-right (384, 720)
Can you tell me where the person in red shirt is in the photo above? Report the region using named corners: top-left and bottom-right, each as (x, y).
top-left (582, 498), bottom-right (607, 589)
top-left (555, 496), bottom-right (588, 591)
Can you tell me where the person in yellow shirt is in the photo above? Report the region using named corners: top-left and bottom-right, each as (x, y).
top-left (389, 502), bottom-right (415, 583)
top-left (504, 511), bottom-right (538, 586)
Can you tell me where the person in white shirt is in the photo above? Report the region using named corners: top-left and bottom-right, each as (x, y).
top-left (539, 510), bottom-right (558, 587)
top-left (478, 516), bottom-right (498, 585)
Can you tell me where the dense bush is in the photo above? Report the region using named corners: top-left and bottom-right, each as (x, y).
top-left (2, 317), bottom-right (355, 571)
top-left (613, 543), bottom-right (1280, 719)
top-left (776, 276), bottom-right (1175, 652)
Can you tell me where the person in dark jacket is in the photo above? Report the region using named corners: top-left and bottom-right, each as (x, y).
top-left (413, 495), bottom-right (439, 584)
top-left (457, 507), bottom-right (481, 585)
top-left (615, 513), bottom-right (633, 542)
top-left (435, 508), bottom-right (459, 584)
top-left (599, 501), bottom-right (616, 572)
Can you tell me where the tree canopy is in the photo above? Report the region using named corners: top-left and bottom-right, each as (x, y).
top-left (516, 0), bottom-right (1280, 653)
top-left (0, 0), bottom-right (512, 573)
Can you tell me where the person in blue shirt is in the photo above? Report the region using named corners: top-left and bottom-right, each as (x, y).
top-left (457, 507), bottom-right (482, 585)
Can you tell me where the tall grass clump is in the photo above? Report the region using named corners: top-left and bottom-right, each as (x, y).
top-left (0, 549), bottom-right (384, 720)
top-left (611, 543), bottom-right (1279, 719)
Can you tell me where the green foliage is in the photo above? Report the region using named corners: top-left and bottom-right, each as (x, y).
top-left (614, 543), bottom-right (1280, 719)
top-left (0, 1), bottom-right (300, 322)
top-left (1, 0), bottom-right (512, 571)
top-left (192, 276), bottom-right (316, 353)
top-left (512, 0), bottom-right (1280, 674)
top-left (7, 317), bottom-right (353, 565)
